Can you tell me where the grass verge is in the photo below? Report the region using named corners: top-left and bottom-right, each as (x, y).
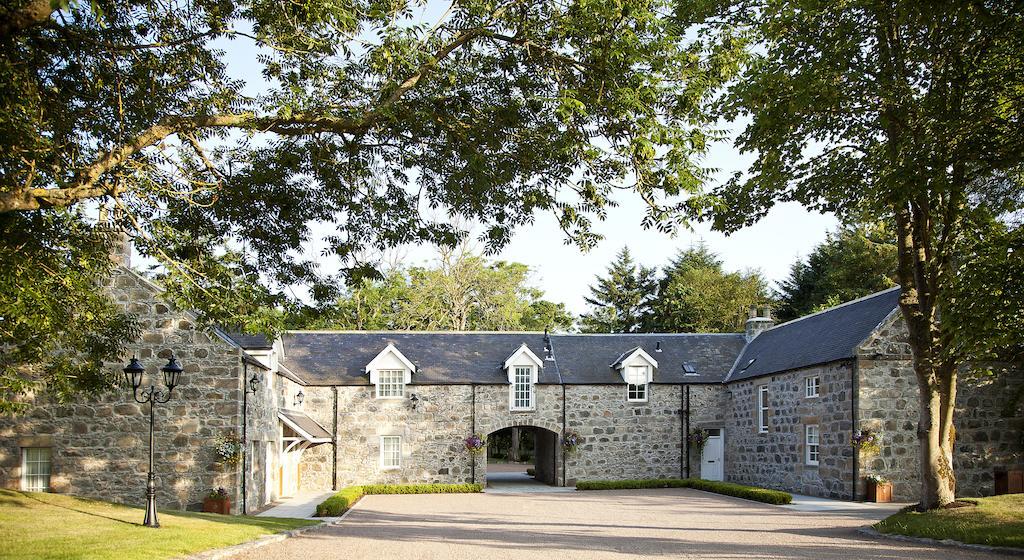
top-left (575, 478), bottom-right (793, 505)
top-left (315, 483), bottom-right (483, 516)
top-left (0, 489), bottom-right (318, 560)
top-left (873, 494), bottom-right (1024, 550)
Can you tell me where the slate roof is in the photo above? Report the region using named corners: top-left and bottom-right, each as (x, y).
top-left (552, 334), bottom-right (746, 384)
top-left (278, 409), bottom-right (332, 441)
top-left (280, 332), bottom-right (556, 386)
top-left (225, 333), bottom-right (273, 349)
top-left (726, 287), bottom-right (901, 382)
top-left (276, 331), bottom-right (746, 386)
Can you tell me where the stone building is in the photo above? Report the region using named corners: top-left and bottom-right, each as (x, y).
top-left (1, 263), bottom-right (1021, 511)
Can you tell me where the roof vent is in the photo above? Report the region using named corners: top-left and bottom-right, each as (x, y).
top-left (682, 363), bottom-right (697, 375)
top-left (740, 358), bottom-right (756, 371)
top-left (655, 341), bottom-right (662, 353)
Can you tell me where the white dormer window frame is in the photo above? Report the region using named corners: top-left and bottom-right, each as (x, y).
top-left (505, 343), bottom-right (542, 412)
top-left (366, 343), bottom-right (415, 400)
top-left (613, 347), bottom-right (656, 403)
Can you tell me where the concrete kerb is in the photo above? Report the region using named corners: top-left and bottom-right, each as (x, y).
top-left (858, 527), bottom-right (1024, 557)
top-left (181, 504), bottom-right (357, 560)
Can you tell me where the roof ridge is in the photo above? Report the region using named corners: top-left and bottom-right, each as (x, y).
top-left (767, 286), bottom-right (900, 331)
top-left (283, 329), bottom-right (548, 335)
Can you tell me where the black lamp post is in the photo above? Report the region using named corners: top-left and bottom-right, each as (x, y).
top-left (123, 355), bottom-right (183, 528)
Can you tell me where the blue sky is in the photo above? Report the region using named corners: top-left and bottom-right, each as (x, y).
top-left (212, 9), bottom-right (840, 315)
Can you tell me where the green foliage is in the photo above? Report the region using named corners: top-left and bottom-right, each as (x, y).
top-left (0, 0), bottom-right (731, 338)
top-left (579, 247), bottom-right (658, 333)
top-left (314, 484), bottom-right (483, 516)
top-left (0, 211), bottom-right (139, 413)
top-left (874, 494), bottom-right (1024, 549)
top-left (647, 243), bottom-right (768, 332)
top-left (575, 478), bottom-right (793, 504)
top-left (775, 226), bottom-right (898, 323)
top-left (295, 247), bottom-right (573, 331)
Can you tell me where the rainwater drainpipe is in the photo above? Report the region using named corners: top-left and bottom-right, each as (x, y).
top-left (241, 359), bottom-right (249, 515)
top-left (680, 384), bottom-right (686, 479)
top-left (561, 383), bottom-right (567, 487)
top-left (471, 384), bottom-right (477, 484)
top-left (332, 386), bottom-right (338, 491)
top-left (851, 362), bottom-right (858, 501)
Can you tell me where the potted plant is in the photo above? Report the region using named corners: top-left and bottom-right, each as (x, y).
top-left (562, 429), bottom-right (582, 453)
top-left (213, 435), bottom-right (243, 468)
top-left (865, 474), bottom-right (893, 503)
top-left (464, 433), bottom-right (487, 454)
top-left (687, 428), bottom-right (710, 455)
top-left (851, 428), bottom-right (882, 456)
top-left (203, 487), bottom-right (231, 514)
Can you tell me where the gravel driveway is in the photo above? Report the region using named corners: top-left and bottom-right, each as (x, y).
top-left (229, 488), bottom-right (1017, 559)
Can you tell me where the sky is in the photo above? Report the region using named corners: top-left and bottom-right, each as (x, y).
top-left (211, 7), bottom-right (840, 316)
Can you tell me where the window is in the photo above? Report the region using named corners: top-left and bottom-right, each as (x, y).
top-left (21, 447), bottom-right (51, 492)
top-left (380, 436), bottom-right (401, 469)
top-left (805, 376), bottom-right (820, 398)
top-left (806, 425), bottom-right (820, 466)
top-left (511, 366), bottom-right (534, 410)
top-left (376, 369), bottom-right (405, 399)
top-left (627, 383), bottom-right (648, 402)
top-left (757, 385), bottom-right (769, 433)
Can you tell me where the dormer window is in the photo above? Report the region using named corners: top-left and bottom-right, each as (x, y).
top-left (612, 347), bottom-right (657, 404)
top-left (366, 343), bottom-right (415, 400)
top-left (504, 343), bottom-right (543, 412)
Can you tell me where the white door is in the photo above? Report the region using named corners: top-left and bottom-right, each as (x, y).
top-left (700, 428), bottom-right (724, 481)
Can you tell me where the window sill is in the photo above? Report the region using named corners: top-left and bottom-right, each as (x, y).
top-left (805, 462), bottom-right (820, 468)
top-left (627, 399), bottom-right (649, 404)
top-left (380, 466), bottom-right (401, 471)
top-left (375, 396), bottom-right (406, 400)
top-left (509, 408), bottom-right (536, 413)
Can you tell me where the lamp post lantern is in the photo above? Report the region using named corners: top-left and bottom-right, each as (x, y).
top-left (123, 355), bottom-right (183, 528)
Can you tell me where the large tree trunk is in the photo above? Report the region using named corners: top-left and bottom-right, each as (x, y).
top-left (915, 364), bottom-right (957, 510)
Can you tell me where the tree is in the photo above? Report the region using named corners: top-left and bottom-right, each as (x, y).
top-left (299, 246), bottom-right (573, 331)
top-left (579, 247), bottom-right (657, 333)
top-left (775, 226), bottom-right (898, 322)
top-left (681, 0), bottom-right (1024, 508)
top-left (0, 0), bottom-right (734, 407)
top-left (648, 244), bottom-right (768, 332)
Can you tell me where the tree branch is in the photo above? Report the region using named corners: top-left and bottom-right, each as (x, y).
top-left (0, 0), bottom-right (53, 42)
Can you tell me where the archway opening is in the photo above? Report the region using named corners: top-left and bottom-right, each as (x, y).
top-left (485, 426), bottom-right (559, 488)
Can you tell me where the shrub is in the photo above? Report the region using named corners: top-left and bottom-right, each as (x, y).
top-left (575, 478), bottom-right (792, 505)
top-left (315, 483), bottom-right (483, 516)
top-left (526, 468), bottom-right (536, 477)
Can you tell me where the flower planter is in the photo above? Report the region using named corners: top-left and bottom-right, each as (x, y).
top-left (203, 497), bottom-right (231, 515)
top-left (867, 480), bottom-right (893, 503)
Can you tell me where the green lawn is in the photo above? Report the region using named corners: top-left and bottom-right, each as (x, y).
top-left (0, 490), bottom-right (319, 560)
top-left (873, 494), bottom-right (1024, 550)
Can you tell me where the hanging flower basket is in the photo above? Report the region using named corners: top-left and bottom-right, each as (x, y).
top-left (687, 428), bottom-right (710, 454)
top-left (562, 430), bottom-right (582, 453)
top-left (852, 428), bottom-right (882, 456)
top-left (464, 433), bottom-right (487, 454)
top-left (213, 435), bottom-right (243, 466)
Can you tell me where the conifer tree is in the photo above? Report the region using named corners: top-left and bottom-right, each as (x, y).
top-left (579, 247), bottom-right (657, 333)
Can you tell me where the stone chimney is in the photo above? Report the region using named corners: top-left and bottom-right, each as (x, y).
top-left (745, 305), bottom-right (775, 342)
top-left (99, 204), bottom-right (131, 268)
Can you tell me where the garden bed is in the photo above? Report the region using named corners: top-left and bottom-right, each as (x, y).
top-left (575, 478), bottom-right (792, 505)
top-left (315, 483), bottom-right (483, 517)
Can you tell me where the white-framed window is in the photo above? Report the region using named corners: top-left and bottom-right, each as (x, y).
top-left (805, 376), bottom-right (821, 398)
top-left (757, 385), bottom-right (769, 433)
top-left (380, 436), bottom-right (401, 469)
top-left (627, 383), bottom-right (648, 402)
top-left (511, 366), bottom-right (535, 410)
top-left (21, 447), bottom-right (51, 492)
top-left (375, 369), bottom-right (405, 399)
top-left (805, 425), bottom-right (820, 466)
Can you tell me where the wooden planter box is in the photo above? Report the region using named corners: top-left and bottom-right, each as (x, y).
top-left (203, 497), bottom-right (231, 515)
top-left (867, 480), bottom-right (893, 503)
top-left (995, 469), bottom-right (1023, 495)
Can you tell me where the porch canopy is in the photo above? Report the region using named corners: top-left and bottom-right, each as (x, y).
top-left (278, 409), bottom-right (332, 453)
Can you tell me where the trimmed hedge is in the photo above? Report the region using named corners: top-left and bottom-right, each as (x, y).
top-left (575, 478), bottom-right (792, 505)
top-left (526, 468), bottom-right (536, 477)
top-left (315, 483), bottom-right (483, 516)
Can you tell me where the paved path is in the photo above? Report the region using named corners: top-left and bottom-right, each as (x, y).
top-left (485, 471), bottom-right (576, 494)
top-left (256, 490), bottom-right (336, 519)
top-left (229, 489), bottom-right (1018, 559)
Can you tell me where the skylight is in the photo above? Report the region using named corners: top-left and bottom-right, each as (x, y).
top-left (682, 363), bottom-right (697, 374)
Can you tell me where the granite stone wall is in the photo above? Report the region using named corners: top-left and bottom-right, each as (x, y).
top-left (684, 384), bottom-right (728, 478)
top-left (857, 315), bottom-right (1024, 500)
top-left (0, 267), bottom-right (249, 512)
top-left (723, 362), bottom-right (857, 499)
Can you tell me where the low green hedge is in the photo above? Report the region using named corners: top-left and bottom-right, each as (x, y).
top-left (315, 483), bottom-right (483, 516)
top-left (575, 478), bottom-right (792, 505)
top-left (526, 468), bottom-right (536, 477)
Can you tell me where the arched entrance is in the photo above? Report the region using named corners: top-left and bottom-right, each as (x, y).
top-left (484, 425), bottom-right (560, 488)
